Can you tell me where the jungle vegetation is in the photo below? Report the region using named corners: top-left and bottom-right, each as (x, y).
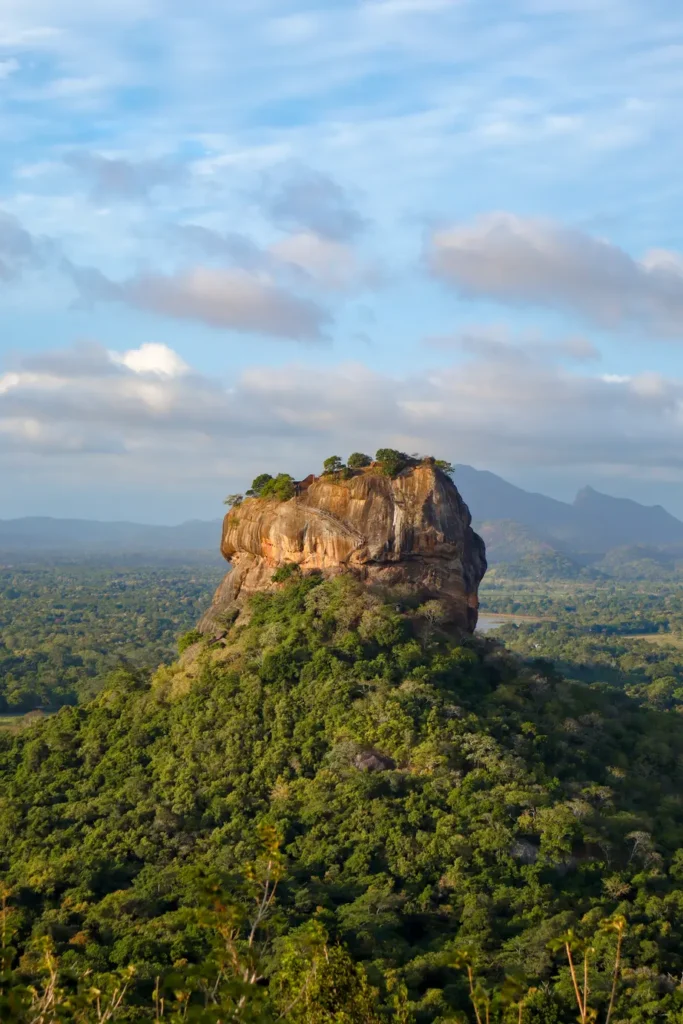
top-left (2, 571), bottom-right (683, 1019)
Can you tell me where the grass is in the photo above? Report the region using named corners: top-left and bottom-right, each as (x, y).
top-left (0, 710), bottom-right (57, 732)
top-left (625, 633), bottom-right (683, 650)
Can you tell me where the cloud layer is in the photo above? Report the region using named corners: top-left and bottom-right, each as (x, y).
top-left (2, 340), bottom-right (682, 493)
top-left (429, 214), bottom-right (683, 337)
top-left (260, 165), bottom-right (367, 242)
top-left (69, 264), bottom-right (330, 340)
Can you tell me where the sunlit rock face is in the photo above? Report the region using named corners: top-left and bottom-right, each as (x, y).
top-left (200, 464), bottom-right (487, 633)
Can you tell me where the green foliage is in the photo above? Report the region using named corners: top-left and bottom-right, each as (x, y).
top-left (323, 456), bottom-right (345, 475)
top-left (224, 493), bottom-right (244, 508)
top-left (246, 473), bottom-right (274, 497)
top-left (0, 562), bottom-right (224, 714)
top-left (276, 921), bottom-right (384, 1023)
top-left (4, 573), bottom-right (683, 1019)
top-left (347, 452), bottom-right (372, 469)
top-left (0, 835), bottom-right (387, 1021)
top-left (178, 628), bottom-right (203, 654)
top-left (479, 574), bottom-right (683, 712)
top-left (374, 448), bottom-right (409, 477)
top-left (434, 459), bottom-right (455, 476)
top-left (271, 563), bottom-right (301, 584)
top-left (259, 474), bottom-right (296, 502)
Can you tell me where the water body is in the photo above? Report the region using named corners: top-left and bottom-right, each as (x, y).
top-left (477, 613), bottom-right (539, 634)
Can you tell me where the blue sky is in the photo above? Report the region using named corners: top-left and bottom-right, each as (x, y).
top-left (2, 0), bottom-right (683, 521)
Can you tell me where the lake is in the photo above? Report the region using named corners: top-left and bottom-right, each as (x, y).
top-left (476, 612), bottom-right (542, 634)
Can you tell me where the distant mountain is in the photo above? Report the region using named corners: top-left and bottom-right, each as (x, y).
top-left (454, 466), bottom-right (577, 541)
top-left (4, 468), bottom-right (683, 579)
top-left (473, 519), bottom-right (559, 562)
top-left (594, 544), bottom-right (683, 581)
top-left (0, 516), bottom-right (221, 557)
top-left (455, 464), bottom-right (683, 575)
top-left (573, 485), bottom-right (683, 549)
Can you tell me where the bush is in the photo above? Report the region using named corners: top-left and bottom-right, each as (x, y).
top-left (347, 452), bottom-right (372, 469)
top-left (375, 448), bottom-right (408, 477)
top-left (272, 563), bottom-right (301, 584)
top-left (178, 629), bottom-right (203, 654)
top-left (260, 474), bottom-right (296, 501)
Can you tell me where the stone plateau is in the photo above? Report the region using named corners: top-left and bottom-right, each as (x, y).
top-left (200, 463), bottom-right (487, 633)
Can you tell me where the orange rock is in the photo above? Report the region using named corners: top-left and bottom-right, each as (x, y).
top-left (201, 464), bottom-right (486, 632)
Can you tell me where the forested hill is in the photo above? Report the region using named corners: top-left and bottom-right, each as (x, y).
top-left (2, 571), bottom-right (683, 1021)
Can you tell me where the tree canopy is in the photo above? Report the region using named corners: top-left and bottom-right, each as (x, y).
top-left (3, 572), bottom-right (683, 1019)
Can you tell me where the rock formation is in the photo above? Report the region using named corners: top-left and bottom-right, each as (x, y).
top-left (200, 462), bottom-right (486, 633)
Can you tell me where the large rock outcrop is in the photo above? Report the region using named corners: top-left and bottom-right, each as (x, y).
top-left (200, 464), bottom-right (486, 633)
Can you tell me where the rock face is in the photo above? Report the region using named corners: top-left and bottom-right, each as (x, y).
top-left (200, 464), bottom-right (486, 633)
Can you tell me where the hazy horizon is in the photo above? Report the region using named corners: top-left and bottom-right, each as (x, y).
top-left (3, 463), bottom-right (683, 528)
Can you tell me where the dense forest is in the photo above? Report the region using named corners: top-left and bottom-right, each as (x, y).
top-left (3, 567), bottom-right (683, 1019)
top-left (481, 574), bottom-right (683, 717)
top-left (0, 562), bottom-right (224, 714)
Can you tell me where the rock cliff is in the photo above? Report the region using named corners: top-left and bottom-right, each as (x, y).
top-left (200, 463), bottom-right (486, 633)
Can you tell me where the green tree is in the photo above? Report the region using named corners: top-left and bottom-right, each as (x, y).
top-left (347, 452), bottom-right (372, 469)
top-left (224, 493), bottom-right (244, 508)
top-left (246, 474), bottom-right (274, 497)
top-left (275, 922), bottom-right (384, 1023)
top-left (260, 474), bottom-right (295, 501)
top-left (323, 456), bottom-right (344, 475)
top-left (375, 448), bottom-right (408, 477)
top-left (178, 628), bottom-right (203, 654)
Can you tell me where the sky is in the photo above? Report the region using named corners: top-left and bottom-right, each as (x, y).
top-left (2, 0), bottom-right (683, 523)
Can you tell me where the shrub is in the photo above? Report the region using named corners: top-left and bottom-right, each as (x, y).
top-left (347, 452), bottom-right (372, 469)
top-left (260, 474), bottom-right (296, 501)
top-left (178, 628), bottom-right (203, 654)
top-left (375, 448), bottom-right (409, 477)
top-left (272, 563), bottom-right (301, 584)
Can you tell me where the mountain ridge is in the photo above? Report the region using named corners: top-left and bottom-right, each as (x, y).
top-left (3, 468), bottom-right (683, 575)
top-left (454, 464), bottom-right (683, 564)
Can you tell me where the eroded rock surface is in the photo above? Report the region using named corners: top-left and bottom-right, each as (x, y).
top-left (200, 464), bottom-right (486, 633)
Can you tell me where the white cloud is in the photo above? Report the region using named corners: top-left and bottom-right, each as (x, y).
top-left (110, 342), bottom-right (189, 377)
top-left (424, 325), bottom-right (600, 363)
top-left (3, 340), bottom-right (683, 487)
top-left (271, 232), bottom-right (376, 291)
top-left (69, 264), bottom-right (330, 340)
top-left (428, 213), bottom-right (683, 337)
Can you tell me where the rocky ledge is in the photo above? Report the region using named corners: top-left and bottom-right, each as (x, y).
top-left (200, 461), bottom-right (486, 633)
